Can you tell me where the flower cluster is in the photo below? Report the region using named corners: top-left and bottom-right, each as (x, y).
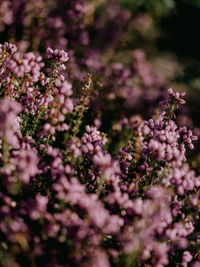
top-left (0, 42), bottom-right (199, 267)
top-left (0, 1), bottom-right (200, 267)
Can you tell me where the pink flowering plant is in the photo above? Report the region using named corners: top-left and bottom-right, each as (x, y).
top-left (0, 1), bottom-right (200, 267)
top-left (0, 42), bottom-right (199, 267)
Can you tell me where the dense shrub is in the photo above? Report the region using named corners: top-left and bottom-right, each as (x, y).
top-left (0, 1), bottom-right (200, 266)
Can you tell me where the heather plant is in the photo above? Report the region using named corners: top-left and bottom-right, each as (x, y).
top-left (0, 42), bottom-right (200, 267)
top-left (0, 1), bottom-right (200, 267)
